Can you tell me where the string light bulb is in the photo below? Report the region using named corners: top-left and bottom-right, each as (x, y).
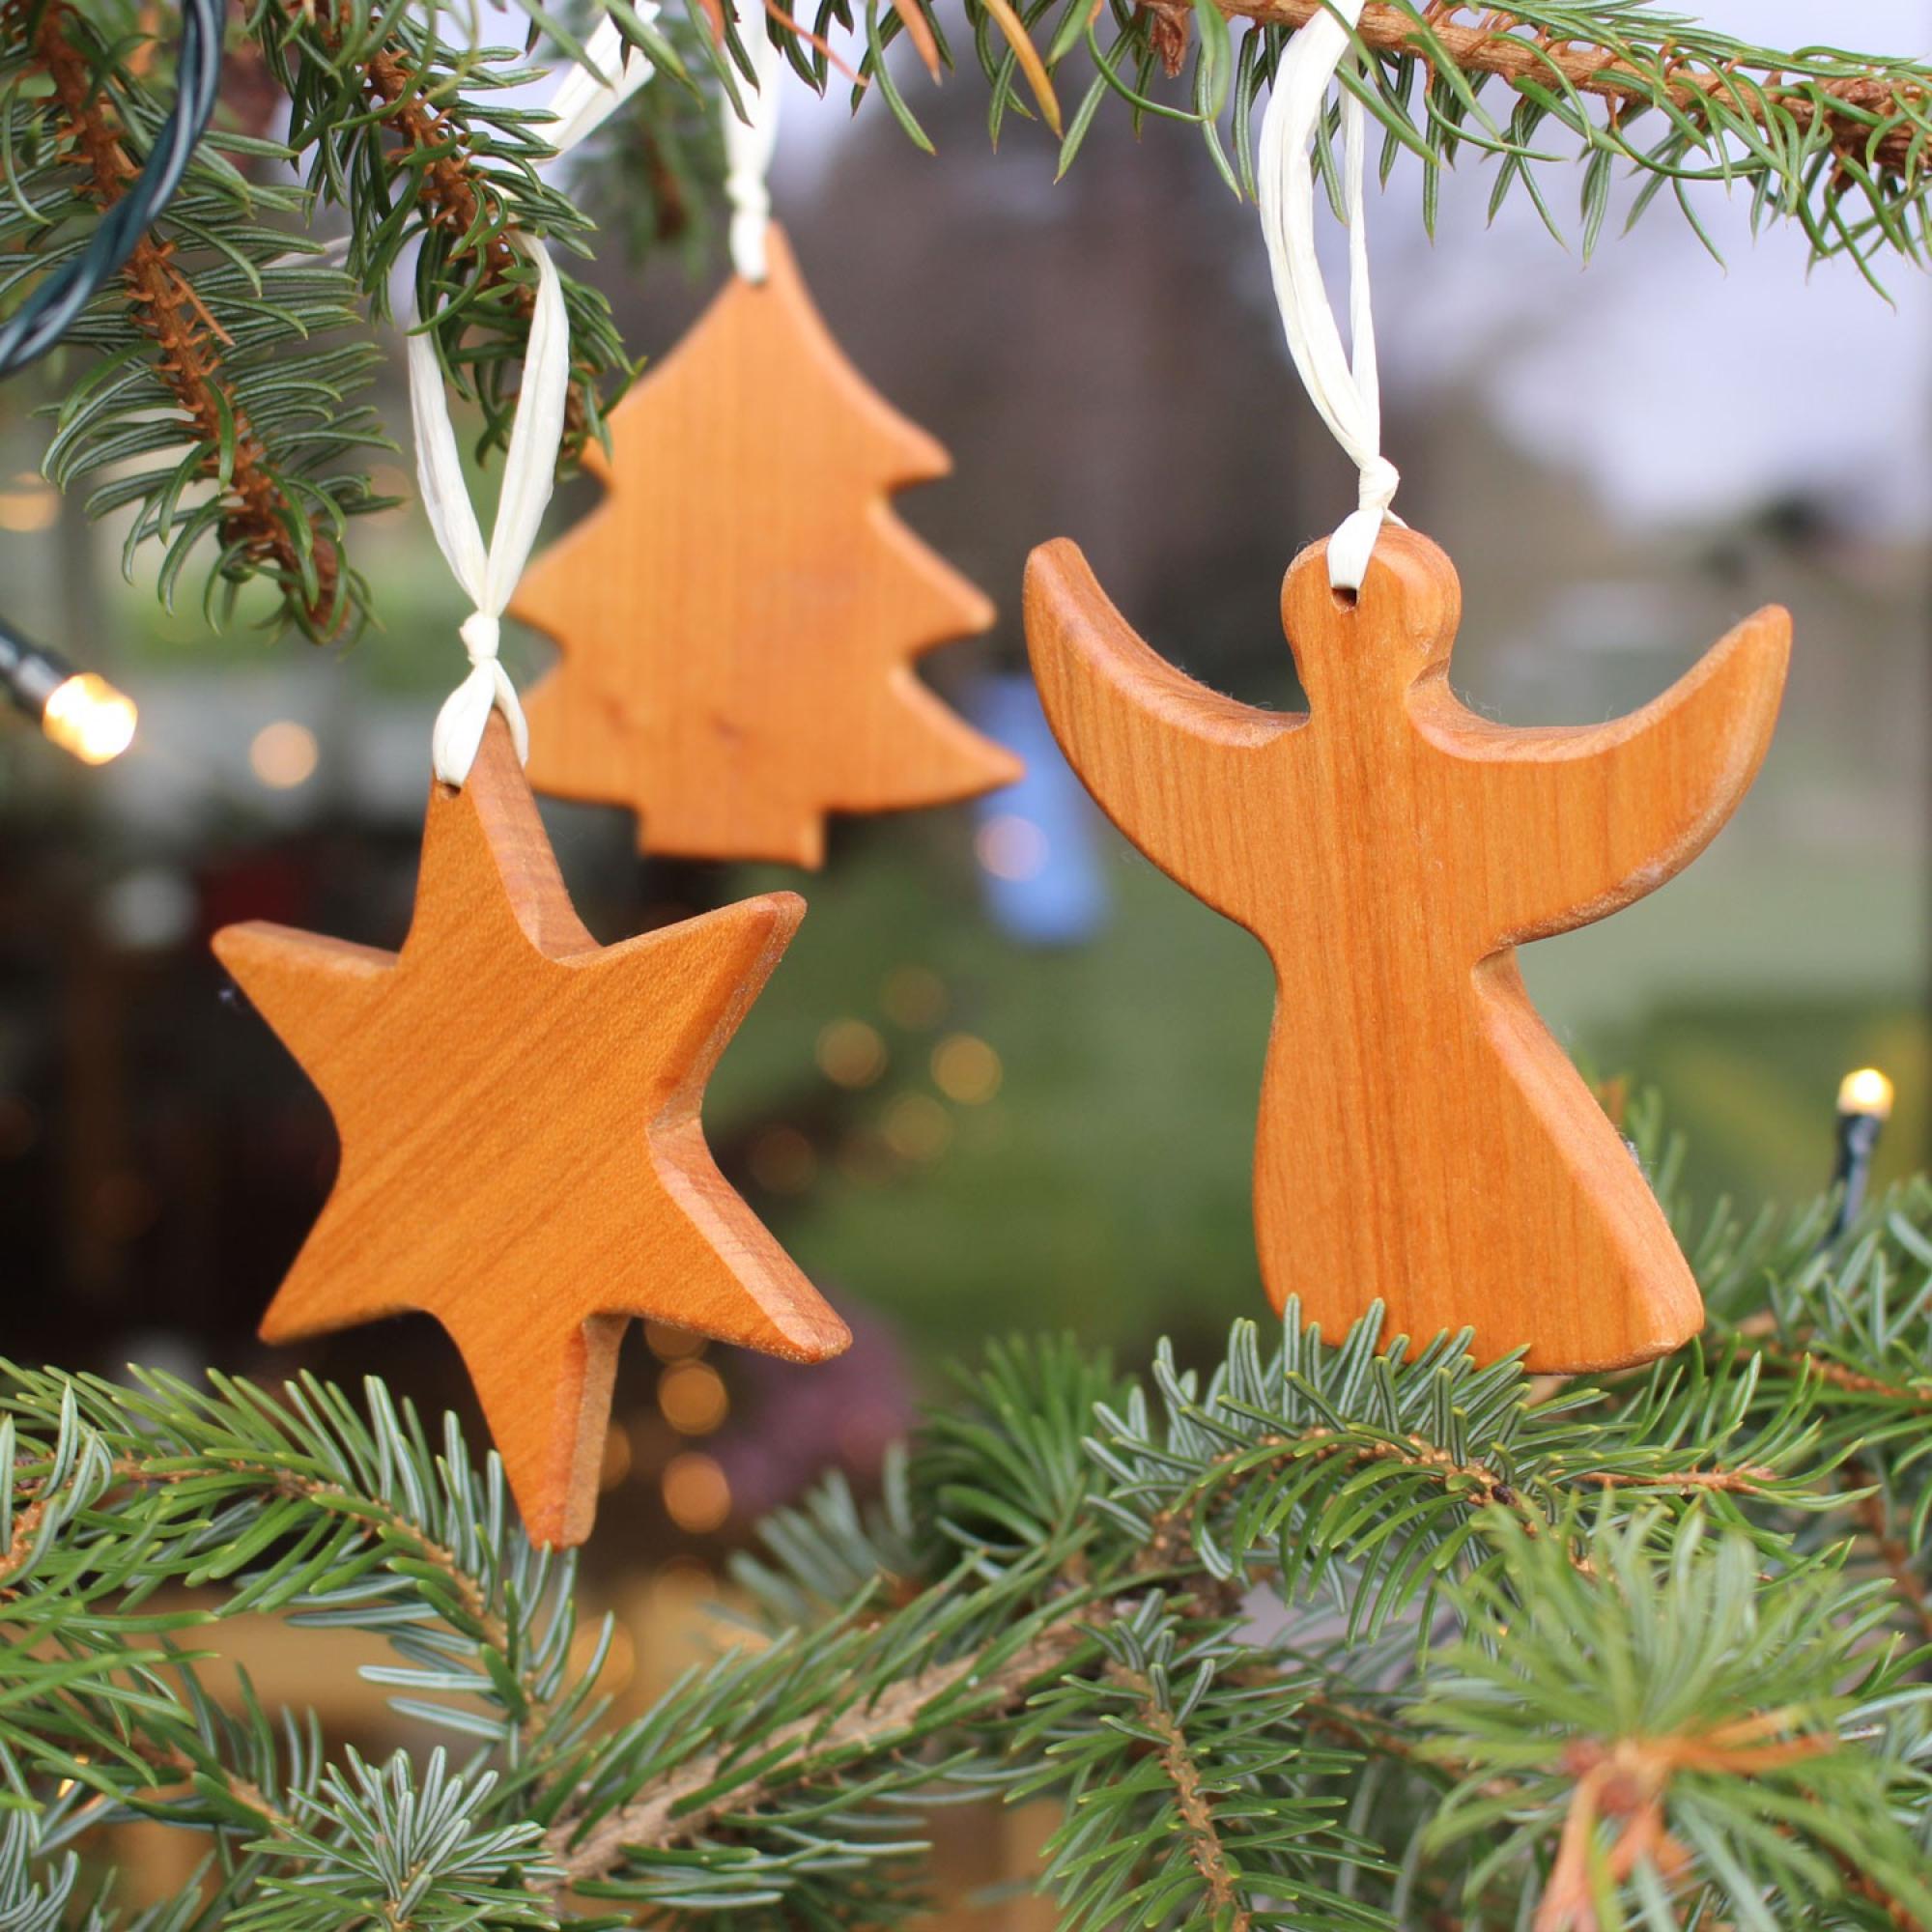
top-left (43, 672), bottom-right (137, 764)
top-left (1825, 1065), bottom-right (1894, 1246)
top-left (1837, 1067), bottom-right (1894, 1121)
top-left (2, 618), bottom-right (135, 764)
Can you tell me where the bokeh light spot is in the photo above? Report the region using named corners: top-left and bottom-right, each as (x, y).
top-left (975, 813), bottom-right (1049, 881)
top-left (599, 1421), bottom-right (634, 1491)
top-left (883, 1093), bottom-right (952, 1162)
top-left (748, 1124), bottom-right (817, 1194)
top-left (645, 1321), bottom-right (706, 1361)
top-left (659, 1359), bottom-right (728, 1435)
top-left (817, 1018), bottom-right (887, 1089)
top-left (881, 965), bottom-right (948, 1030)
top-left (931, 1034), bottom-right (1003, 1106)
top-left (249, 720), bottom-right (319, 789)
top-left (662, 1451), bottom-right (731, 1532)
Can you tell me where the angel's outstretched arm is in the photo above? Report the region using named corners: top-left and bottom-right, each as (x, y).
top-left (1415, 605), bottom-right (1789, 951)
top-left (1024, 540), bottom-right (1303, 926)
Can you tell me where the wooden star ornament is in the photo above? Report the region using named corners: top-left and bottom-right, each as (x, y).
top-left (511, 225), bottom-right (1022, 867)
top-left (1026, 527), bottom-right (1790, 1373)
top-left (213, 714), bottom-right (848, 1547)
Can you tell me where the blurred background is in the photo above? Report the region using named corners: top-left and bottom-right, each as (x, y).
top-left (0, 0), bottom-right (1925, 1848)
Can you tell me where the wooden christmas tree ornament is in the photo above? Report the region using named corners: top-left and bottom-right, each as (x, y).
top-left (1026, 528), bottom-right (1790, 1372)
top-left (213, 715), bottom-right (848, 1546)
top-left (511, 225), bottom-right (1022, 867)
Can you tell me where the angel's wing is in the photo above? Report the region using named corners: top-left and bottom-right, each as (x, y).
top-left (1024, 540), bottom-right (1303, 924)
top-left (1414, 604), bottom-right (1790, 950)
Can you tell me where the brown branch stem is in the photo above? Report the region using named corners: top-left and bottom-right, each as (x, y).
top-left (1162, 0), bottom-right (1926, 179)
top-left (1579, 1463), bottom-right (1779, 1497)
top-left (1709, 1319), bottom-right (1932, 1416)
top-left (1108, 1661), bottom-right (1250, 1930)
top-left (543, 1621), bottom-right (1094, 1899)
top-left (357, 47), bottom-right (522, 287)
top-left (1845, 1461), bottom-right (1932, 1647)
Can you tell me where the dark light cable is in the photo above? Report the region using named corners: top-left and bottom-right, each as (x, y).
top-left (0, 0), bottom-right (224, 379)
top-left (0, 1), bottom-right (211, 755)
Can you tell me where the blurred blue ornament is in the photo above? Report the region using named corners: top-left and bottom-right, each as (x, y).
top-left (970, 674), bottom-right (1110, 947)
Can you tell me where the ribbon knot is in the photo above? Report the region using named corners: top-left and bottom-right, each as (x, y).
top-left (460, 611), bottom-right (502, 664)
top-left (1327, 455), bottom-right (1404, 591)
top-left (1358, 454), bottom-right (1401, 517)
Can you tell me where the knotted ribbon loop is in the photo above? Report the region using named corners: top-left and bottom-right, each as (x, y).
top-left (413, 14), bottom-right (658, 786)
top-left (723, 0), bottom-right (782, 282)
top-left (415, 233), bottom-right (565, 784)
top-left (1257, 0), bottom-right (1402, 593)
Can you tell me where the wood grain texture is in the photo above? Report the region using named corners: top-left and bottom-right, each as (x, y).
top-left (511, 225), bottom-right (1022, 868)
top-left (212, 715), bottom-right (849, 1547)
top-left (1024, 526), bottom-right (1790, 1372)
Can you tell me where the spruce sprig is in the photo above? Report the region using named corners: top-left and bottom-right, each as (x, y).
top-left (2, 0), bottom-right (388, 638)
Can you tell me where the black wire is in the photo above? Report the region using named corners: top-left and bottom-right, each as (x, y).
top-left (0, 611), bottom-right (70, 720)
top-left (0, 0), bottom-right (224, 380)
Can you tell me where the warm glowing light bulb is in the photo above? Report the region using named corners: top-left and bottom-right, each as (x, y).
top-left (1837, 1067), bottom-right (1895, 1120)
top-left (42, 672), bottom-right (136, 764)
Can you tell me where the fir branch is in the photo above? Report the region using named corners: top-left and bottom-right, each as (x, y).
top-left (4, 1153), bottom-right (1932, 1932)
top-left (327, 18), bottom-right (594, 449)
top-left (984, 0), bottom-right (1932, 278)
top-left (1417, 1512), bottom-right (1932, 1930)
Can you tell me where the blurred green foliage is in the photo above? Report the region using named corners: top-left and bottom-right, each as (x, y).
top-left (709, 836), bottom-right (1271, 1367)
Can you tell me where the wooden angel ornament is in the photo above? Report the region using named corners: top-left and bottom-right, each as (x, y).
top-left (213, 715), bottom-right (848, 1547)
top-left (1025, 528), bottom-right (1789, 1372)
top-left (511, 226), bottom-right (1021, 867)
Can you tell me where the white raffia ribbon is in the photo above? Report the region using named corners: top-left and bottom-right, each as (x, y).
top-left (548, 10), bottom-right (659, 153)
top-left (723, 0), bottom-right (782, 282)
top-left (412, 16), bottom-right (656, 786)
top-left (1257, 0), bottom-right (1401, 593)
